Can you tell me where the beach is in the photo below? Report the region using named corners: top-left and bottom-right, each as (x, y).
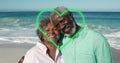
top-left (0, 12), bottom-right (120, 63)
top-left (0, 43), bottom-right (119, 63)
top-left (0, 43), bottom-right (34, 63)
top-left (112, 48), bottom-right (120, 63)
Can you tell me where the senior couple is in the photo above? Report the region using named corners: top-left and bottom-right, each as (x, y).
top-left (19, 6), bottom-right (114, 63)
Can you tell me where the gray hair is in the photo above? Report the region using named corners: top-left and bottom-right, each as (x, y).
top-left (37, 17), bottom-right (51, 41)
top-left (50, 6), bottom-right (72, 24)
top-left (51, 6), bottom-right (70, 15)
top-left (55, 6), bottom-right (68, 13)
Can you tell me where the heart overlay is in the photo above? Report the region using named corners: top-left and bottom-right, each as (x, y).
top-left (36, 8), bottom-right (86, 51)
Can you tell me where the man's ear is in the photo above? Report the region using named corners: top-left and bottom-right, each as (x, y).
top-left (68, 12), bottom-right (75, 21)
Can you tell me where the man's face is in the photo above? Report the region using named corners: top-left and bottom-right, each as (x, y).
top-left (52, 13), bottom-right (74, 34)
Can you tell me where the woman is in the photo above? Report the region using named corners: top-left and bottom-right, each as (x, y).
top-left (21, 17), bottom-right (64, 63)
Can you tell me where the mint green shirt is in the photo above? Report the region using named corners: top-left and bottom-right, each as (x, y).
top-left (61, 26), bottom-right (114, 63)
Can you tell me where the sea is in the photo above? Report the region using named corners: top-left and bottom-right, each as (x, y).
top-left (0, 11), bottom-right (120, 50)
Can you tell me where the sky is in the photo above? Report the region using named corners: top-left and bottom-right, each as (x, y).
top-left (0, 0), bottom-right (120, 11)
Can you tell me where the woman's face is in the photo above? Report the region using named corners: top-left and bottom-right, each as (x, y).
top-left (43, 23), bottom-right (60, 43)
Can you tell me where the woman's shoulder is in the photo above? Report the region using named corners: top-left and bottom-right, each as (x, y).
top-left (25, 42), bottom-right (47, 56)
top-left (25, 45), bottom-right (38, 56)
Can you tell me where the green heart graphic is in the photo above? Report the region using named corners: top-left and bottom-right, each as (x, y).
top-left (36, 8), bottom-right (86, 51)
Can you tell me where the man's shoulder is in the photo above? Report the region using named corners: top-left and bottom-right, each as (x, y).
top-left (77, 26), bottom-right (105, 39)
top-left (87, 27), bottom-right (105, 38)
top-left (87, 27), bottom-right (108, 44)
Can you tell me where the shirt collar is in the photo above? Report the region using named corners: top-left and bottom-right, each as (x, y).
top-left (36, 41), bottom-right (48, 54)
top-left (36, 41), bottom-right (61, 55)
top-left (36, 41), bottom-right (62, 61)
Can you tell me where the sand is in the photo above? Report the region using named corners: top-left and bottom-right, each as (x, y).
top-left (0, 43), bottom-right (120, 63)
top-left (0, 43), bottom-right (34, 63)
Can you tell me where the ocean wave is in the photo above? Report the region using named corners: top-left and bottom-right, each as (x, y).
top-left (88, 24), bottom-right (110, 29)
top-left (0, 17), bottom-right (20, 24)
top-left (0, 37), bottom-right (39, 44)
top-left (87, 24), bottom-right (120, 31)
top-left (0, 31), bottom-right (120, 50)
top-left (104, 31), bottom-right (120, 50)
top-left (0, 28), bottom-right (11, 32)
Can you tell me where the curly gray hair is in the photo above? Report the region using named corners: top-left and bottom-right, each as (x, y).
top-left (36, 17), bottom-right (51, 41)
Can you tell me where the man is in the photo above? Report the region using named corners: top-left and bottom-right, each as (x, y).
top-left (51, 6), bottom-right (114, 63)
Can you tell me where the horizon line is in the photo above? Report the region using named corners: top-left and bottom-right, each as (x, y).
top-left (0, 9), bottom-right (120, 12)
